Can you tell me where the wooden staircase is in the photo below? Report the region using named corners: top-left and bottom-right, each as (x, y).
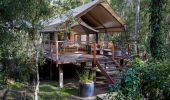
top-left (96, 58), bottom-right (123, 84)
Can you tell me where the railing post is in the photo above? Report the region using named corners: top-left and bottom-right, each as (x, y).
top-left (93, 41), bottom-right (96, 64)
top-left (56, 41), bottom-right (59, 65)
top-left (112, 42), bottom-right (115, 60)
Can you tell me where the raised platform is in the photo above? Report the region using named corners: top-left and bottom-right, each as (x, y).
top-left (44, 51), bottom-right (108, 64)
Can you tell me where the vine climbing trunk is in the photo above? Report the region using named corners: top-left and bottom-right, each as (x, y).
top-left (149, 0), bottom-right (166, 60)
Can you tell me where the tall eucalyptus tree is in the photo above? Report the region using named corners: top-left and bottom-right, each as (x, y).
top-left (0, 0), bottom-right (52, 99)
top-left (149, 0), bottom-right (167, 60)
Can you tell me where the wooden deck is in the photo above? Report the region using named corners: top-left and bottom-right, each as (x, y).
top-left (42, 41), bottom-right (131, 88)
top-left (44, 51), bottom-right (108, 64)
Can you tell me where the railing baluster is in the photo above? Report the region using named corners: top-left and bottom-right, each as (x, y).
top-left (56, 41), bottom-right (59, 65)
top-left (112, 42), bottom-right (115, 60)
top-left (93, 41), bottom-right (96, 64)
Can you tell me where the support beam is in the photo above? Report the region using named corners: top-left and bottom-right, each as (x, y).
top-left (128, 44), bottom-right (131, 55)
top-left (120, 59), bottom-right (124, 67)
top-left (74, 34), bottom-right (76, 44)
top-left (93, 41), bottom-right (96, 64)
top-left (50, 41), bottom-right (53, 80)
top-left (137, 45), bottom-right (140, 57)
top-left (92, 61), bottom-right (96, 83)
top-left (56, 41), bottom-right (59, 65)
top-left (92, 41), bottom-right (97, 83)
top-left (88, 13), bottom-right (106, 29)
top-left (50, 63), bottom-right (53, 80)
top-left (59, 65), bottom-right (63, 88)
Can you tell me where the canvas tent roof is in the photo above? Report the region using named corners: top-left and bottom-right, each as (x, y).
top-left (71, 21), bottom-right (99, 34)
top-left (42, 0), bottom-right (125, 33)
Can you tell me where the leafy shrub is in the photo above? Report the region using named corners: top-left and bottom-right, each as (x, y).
top-left (109, 58), bottom-right (170, 100)
top-left (78, 70), bottom-right (94, 83)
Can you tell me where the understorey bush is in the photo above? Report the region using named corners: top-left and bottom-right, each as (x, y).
top-left (109, 58), bottom-right (170, 100)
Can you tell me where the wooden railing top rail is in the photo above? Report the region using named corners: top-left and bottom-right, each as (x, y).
top-left (46, 40), bottom-right (95, 44)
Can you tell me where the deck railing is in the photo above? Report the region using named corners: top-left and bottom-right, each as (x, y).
top-left (42, 40), bottom-right (147, 65)
top-left (42, 40), bottom-right (98, 65)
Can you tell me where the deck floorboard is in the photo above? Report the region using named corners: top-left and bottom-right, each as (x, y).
top-left (44, 51), bottom-right (108, 64)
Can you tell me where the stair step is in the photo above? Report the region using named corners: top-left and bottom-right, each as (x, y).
top-left (96, 76), bottom-right (107, 80)
top-left (107, 71), bottom-right (120, 75)
top-left (110, 75), bottom-right (121, 78)
top-left (98, 61), bottom-right (116, 64)
top-left (105, 68), bottom-right (119, 71)
top-left (96, 67), bottom-right (121, 72)
top-left (96, 58), bottom-right (124, 84)
top-left (100, 65), bottom-right (117, 69)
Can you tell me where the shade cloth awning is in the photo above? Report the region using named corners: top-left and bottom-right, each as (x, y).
top-left (42, 0), bottom-right (125, 33)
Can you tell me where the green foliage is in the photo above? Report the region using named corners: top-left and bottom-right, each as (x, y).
top-left (39, 82), bottom-right (78, 100)
top-left (8, 82), bottom-right (25, 90)
top-left (149, 0), bottom-right (167, 60)
top-left (128, 58), bottom-right (145, 67)
top-left (0, 3), bottom-right (52, 99)
top-left (109, 58), bottom-right (170, 99)
top-left (0, 27), bottom-right (35, 82)
top-left (110, 58), bottom-right (145, 99)
top-left (141, 60), bottom-right (170, 99)
top-left (78, 70), bottom-right (94, 83)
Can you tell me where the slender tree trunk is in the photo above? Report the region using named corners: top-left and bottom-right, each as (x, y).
top-left (134, 0), bottom-right (140, 54)
top-left (34, 51), bottom-right (39, 100)
top-left (149, 0), bottom-right (166, 60)
top-left (31, 26), bottom-right (42, 100)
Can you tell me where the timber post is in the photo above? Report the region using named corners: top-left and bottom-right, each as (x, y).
top-left (59, 65), bottom-right (63, 88)
top-left (56, 41), bottom-right (63, 88)
top-left (50, 40), bottom-right (53, 80)
top-left (81, 62), bottom-right (86, 73)
top-left (92, 41), bottom-right (97, 82)
top-left (137, 45), bottom-right (140, 57)
top-left (93, 41), bottom-right (96, 64)
top-left (128, 43), bottom-right (130, 55)
top-left (56, 41), bottom-right (59, 66)
top-left (112, 42), bottom-right (115, 60)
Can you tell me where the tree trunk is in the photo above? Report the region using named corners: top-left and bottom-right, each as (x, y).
top-left (134, 0), bottom-right (140, 54)
top-left (34, 51), bottom-right (39, 100)
top-left (32, 27), bottom-right (42, 100)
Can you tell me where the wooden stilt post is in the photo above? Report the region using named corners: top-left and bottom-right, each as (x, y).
top-left (93, 41), bottom-right (96, 64)
top-left (81, 62), bottom-right (86, 73)
top-left (74, 34), bottom-right (76, 44)
top-left (128, 43), bottom-right (130, 55)
top-left (120, 59), bottom-right (124, 67)
top-left (137, 45), bottom-right (140, 57)
top-left (56, 41), bottom-right (59, 65)
top-left (96, 33), bottom-right (98, 44)
top-left (59, 65), bottom-right (63, 88)
top-left (92, 61), bottom-right (96, 83)
top-left (86, 33), bottom-right (89, 45)
top-left (50, 41), bottom-right (53, 80)
top-left (56, 41), bottom-right (63, 88)
top-left (93, 41), bottom-right (97, 82)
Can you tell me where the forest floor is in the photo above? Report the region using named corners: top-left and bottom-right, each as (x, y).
top-left (0, 79), bottom-right (108, 100)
